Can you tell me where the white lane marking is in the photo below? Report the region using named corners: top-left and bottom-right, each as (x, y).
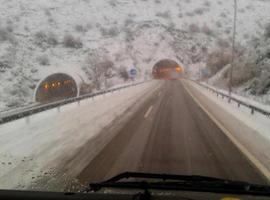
top-left (144, 105), bottom-right (154, 119)
top-left (182, 80), bottom-right (270, 183)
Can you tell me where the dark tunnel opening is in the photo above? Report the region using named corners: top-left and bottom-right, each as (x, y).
top-left (35, 73), bottom-right (78, 103)
top-left (152, 59), bottom-right (183, 80)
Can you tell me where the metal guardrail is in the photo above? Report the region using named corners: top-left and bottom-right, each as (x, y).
top-left (191, 80), bottom-right (270, 117)
top-left (0, 81), bottom-right (148, 125)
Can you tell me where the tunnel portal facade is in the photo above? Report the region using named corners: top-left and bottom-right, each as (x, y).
top-left (35, 73), bottom-right (78, 103)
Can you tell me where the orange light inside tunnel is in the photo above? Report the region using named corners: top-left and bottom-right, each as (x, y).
top-left (57, 82), bottom-right (61, 86)
top-left (175, 67), bottom-right (182, 72)
top-left (44, 83), bottom-right (49, 90)
top-left (52, 83), bottom-right (55, 87)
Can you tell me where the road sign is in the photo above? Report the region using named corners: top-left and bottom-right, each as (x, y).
top-left (129, 68), bottom-right (137, 77)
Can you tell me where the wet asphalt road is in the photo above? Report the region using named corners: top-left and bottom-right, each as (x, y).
top-left (78, 80), bottom-right (266, 185)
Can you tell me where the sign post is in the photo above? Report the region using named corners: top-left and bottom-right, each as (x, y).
top-left (129, 68), bottom-right (137, 83)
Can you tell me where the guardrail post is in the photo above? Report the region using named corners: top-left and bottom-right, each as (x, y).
top-left (57, 106), bottom-right (60, 113)
top-left (251, 107), bottom-right (254, 115)
top-left (228, 97), bottom-right (231, 103)
top-left (78, 100), bottom-right (80, 106)
top-left (238, 102), bottom-right (240, 108)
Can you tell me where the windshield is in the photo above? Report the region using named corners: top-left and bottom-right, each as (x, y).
top-left (0, 0), bottom-right (270, 193)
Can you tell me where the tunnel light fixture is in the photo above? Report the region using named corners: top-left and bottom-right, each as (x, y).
top-left (175, 67), bottom-right (182, 72)
top-left (44, 83), bottom-right (49, 90)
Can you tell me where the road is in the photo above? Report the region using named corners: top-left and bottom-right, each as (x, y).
top-left (78, 80), bottom-right (267, 185)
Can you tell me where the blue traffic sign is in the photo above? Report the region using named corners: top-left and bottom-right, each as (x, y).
top-left (130, 68), bottom-right (137, 76)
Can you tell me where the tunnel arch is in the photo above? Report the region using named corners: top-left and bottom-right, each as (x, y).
top-left (152, 59), bottom-right (183, 79)
top-left (34, 73), bottom-right (79, 103)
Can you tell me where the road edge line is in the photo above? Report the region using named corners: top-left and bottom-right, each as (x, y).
top-left (182, 80), bottom-right (270, 183)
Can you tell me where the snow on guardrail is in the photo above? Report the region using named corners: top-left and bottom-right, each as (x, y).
top-left (0, 80), bottom-right (150, 125)
top-left (190, 79), bottom-right (270, 118)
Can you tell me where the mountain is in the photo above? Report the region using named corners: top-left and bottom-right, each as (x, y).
top-left (0, 0), bottom-right (269, 110)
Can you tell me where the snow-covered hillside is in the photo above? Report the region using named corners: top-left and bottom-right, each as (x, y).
top-left (0, 0), bottom-right (269, 110)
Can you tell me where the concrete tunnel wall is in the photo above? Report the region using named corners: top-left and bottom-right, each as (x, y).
top-left (34, 73), bottom-right (79, 103)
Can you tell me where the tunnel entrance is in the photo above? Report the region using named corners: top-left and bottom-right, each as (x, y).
top-left (152, 59), bottom-right (183, 79)
top-left (35, 73), bottom-right (78, 103)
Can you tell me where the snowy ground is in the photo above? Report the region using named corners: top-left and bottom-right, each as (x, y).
top-left (184, 79), bottom-right (270, 181)
top-left (0, 80), bottom-right (162, 191)
top-left (1, 0), bottom-right (270, 110)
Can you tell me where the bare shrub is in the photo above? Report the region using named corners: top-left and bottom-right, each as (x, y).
top-left (239, 8), bottom-right (245, 13)
top-left (37, 55), bottom-right (50, 65)
top-left (189, 23), bottom-right (200, 33)
top-left (100, 27), bottom-right (119, 37)
top-left (217, 38), bottom-right (230, 48)
top-left (79, 83), bottom-right (94, 95)
top-left (225, 28), bottom-right (231, 34)
top-left (194, 8), bottom-right (205, 15)
top-left (243, 33), bottom-right (249, 40)
top-left (264, 23), bottom-right (270, 38)
top-left (34, 31), bottom-right (47, 46)
top-left (24, 26), bottom-right (29, 31)
top-left (215, 21), bottom-right (222, 28)
top-left (6, 24), bottom-right (13, 32)
top-left (118, 66), bottom-right (129, 81)
top-left (186, 12), bottom-right (194, 17)
top-left (156, 11), bottom-right (171, 19)
top-left (0, 61), bottom-right (12, 72)
top-left (86, 23), bottom-right (93, 30)
top-left (232, 62), bottom-right (257, 86)
top-left (201, 46), bottom-right (208, 53)
top-left (44, 9), bottom-right (51, 16)
top-left (124, 18), bottom-right (133, 26)
top-left (246, 5), bottom-right (253, 10)
top-left (48, 18), bottom-right (54, 23)
top-left (84, 51), bottom-right (115, 90)
top-left (34, 31), bottom-right (58, 47)
top-left (220, 12), bottom-right (227, 18)
top-left (204, 1), bottom-right (210, 7)
top-left (0, 27), bottom-right (12, 41)
top-left (63, 34), bottom-right (83, 48)
top-left (206, 50), bottom-right (231, 75)
top-left (47, 32), bottom-right (58, 46)
top-left (108, 0), bottom-right (117, 7)
top-left (201, 24), bottom-right (214, 36)
top-left (75, 24), bottom-right (86, 32)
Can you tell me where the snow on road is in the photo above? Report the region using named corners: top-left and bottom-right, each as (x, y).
top-left (0, 80), bottom-right (161, 190)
